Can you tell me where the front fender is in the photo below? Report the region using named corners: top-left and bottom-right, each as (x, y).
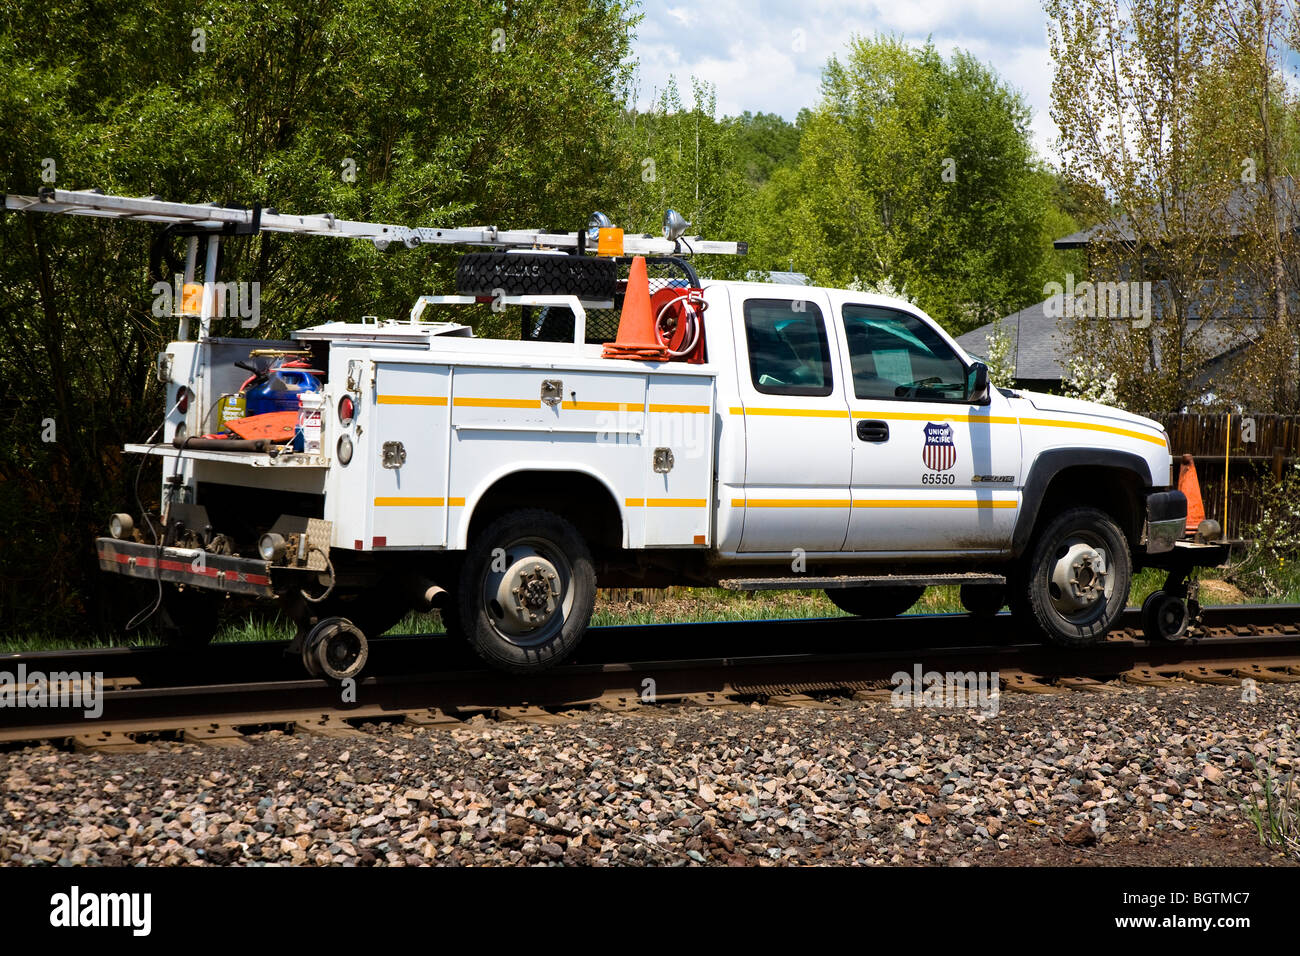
top-left (1012, 448), bottom-right (1153, 557)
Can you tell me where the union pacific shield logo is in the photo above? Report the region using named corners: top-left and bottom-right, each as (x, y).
top-left (923, 422), bottom-right (956, 471)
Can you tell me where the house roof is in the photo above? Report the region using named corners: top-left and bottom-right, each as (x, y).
top-left (1054, 177), bottom-right (1300, 249)
top-left (955, 298), bottom-right (1268, 382)
top-left (954, 299), bottom-right (1068, 380)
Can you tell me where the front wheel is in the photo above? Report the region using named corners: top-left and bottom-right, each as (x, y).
top-left (825, 585), bottom-right (925, 618)
top-left (1023, 507), bottom-right (1131, 647)
top-left (457, 509), bottom-right (596, 673)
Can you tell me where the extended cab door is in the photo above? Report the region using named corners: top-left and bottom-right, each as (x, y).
top-left (730, 289), bottom-right (853, 553)
top-left (831, 295), bottom-right (1022, 553)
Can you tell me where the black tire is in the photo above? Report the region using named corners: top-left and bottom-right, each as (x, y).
top-left (1023, 507), bottom-right (1131, 647)
top-left (157, 586), bottom-right (222, 647)
top-left (457, 509), bottom-right (596, 673)
top-left (456, 252), bottom-right (616, 300)
top-left (825, 585), bottom-right (925, 618)
top-left (1141, 589), bottom-right (1190, 643)
top-left (960, 583), bottom-right (1006, 618)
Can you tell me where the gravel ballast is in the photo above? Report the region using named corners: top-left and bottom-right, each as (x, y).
top-left (1, 683), bottom-right (1297, 866)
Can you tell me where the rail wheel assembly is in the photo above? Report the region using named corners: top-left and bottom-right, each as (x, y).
top-left (301, 616), bottom-right (369, 681)
top-left (1140, 590), bottom-right (1192, 642)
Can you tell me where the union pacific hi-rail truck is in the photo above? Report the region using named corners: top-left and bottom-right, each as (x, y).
top-left (5, 189), bottom-right (1226, 680)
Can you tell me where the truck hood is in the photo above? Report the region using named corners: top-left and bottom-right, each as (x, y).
top-left (1011, 389), bottom-right (1165, 434)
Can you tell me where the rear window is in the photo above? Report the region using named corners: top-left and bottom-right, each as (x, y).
top-left (742, 298), bottom-right (832, 396)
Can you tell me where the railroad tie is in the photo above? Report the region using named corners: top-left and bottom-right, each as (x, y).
top-left (1231, 665), bottom-right (1300, 684)
top-left (496, 705), bottom-right (577, 725)
top-left (1176, 666), bottom-right (1240, 686)
top-left (1055, 677), bottom-right (1126, 694)
top-left (403, 708), bottom-right (462, 728)
top-left (1001, 673), bottom-right (1059, 694)
top-left (765, 693), bottom-right (847, 709)
top-left (182, 724), bottom-right (250, 748)
top-left (1121, 668), bottom-right (1179, 687)
top-left (675, 692), bottom-right (751, 711)
top-left (595, 697), bottom-right (642, 713)
top-left (293, 715), bottom-right (368, 738)
top-left (72, 730), bottom-right (150, 754)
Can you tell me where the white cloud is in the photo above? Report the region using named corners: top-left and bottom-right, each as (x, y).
top-left (630, 0), bottom-right (1061, 160)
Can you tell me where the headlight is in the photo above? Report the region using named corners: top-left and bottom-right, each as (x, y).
top-left (258, 532), bottom-right (287, 562)
top-left (108, 513), bottom-right (133, 539)
top-left (337, 434), bottom-right (354, 465)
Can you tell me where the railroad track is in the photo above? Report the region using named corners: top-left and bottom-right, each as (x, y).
top-left (3, 604), bottom-right (1299, 751)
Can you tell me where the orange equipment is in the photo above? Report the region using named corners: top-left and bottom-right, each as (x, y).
top-left (1177, 453), bottom-right (1205, 534)
top-left (602, 256), bottom-right (670, 361)
top-left (224, 410), bottom-right (298, 443)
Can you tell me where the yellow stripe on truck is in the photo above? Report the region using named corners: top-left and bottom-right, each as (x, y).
top-left (730, 404), bottom-right (1165, 445)
top-left (625, 498), bottom-right (708, 508)
top-left (731, 498), bottom-right (1015, 509)
top-left (374, 497), bottom-right (444, 507)
top-left (376, 395), bottom-right (447, 406)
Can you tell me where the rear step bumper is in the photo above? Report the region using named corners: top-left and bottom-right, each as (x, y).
top-left (96, 538), bottom-right (275, 597)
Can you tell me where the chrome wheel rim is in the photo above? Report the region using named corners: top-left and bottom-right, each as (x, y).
top-left (480, 535), bottom-right (573, 647)
top-left (1047, 532), bottom-right (1113, 621)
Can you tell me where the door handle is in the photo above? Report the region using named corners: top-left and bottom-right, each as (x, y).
top-left (857, 419), bottom-right (889, 442)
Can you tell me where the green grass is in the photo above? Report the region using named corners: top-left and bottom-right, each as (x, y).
top-left (3, 565), bottom-right (1295, 653)
top-left (1241, 757), bottom-right (1300, 861)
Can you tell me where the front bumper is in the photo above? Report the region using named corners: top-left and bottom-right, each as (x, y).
top-left (96, 538), bottom-right (275, 597)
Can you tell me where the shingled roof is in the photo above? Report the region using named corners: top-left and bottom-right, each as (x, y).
top-left (954, 299), bottom-right (1067, 381)
top-left (1054, 177), bottom-right (1300, 249)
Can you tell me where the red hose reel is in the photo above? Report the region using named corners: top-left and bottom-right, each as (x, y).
top-left (649, 286), bottom-right (707, 364)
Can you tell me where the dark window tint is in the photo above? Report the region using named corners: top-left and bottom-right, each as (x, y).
top-left (841, 304), bottom-right (968, 402)
top-left (743, 299), bottom-right (832, 396)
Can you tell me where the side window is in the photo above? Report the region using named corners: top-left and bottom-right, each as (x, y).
top-left (743, 299), bottom-right (833, 397)
top-left (841, 304), bottom-right (968, 402)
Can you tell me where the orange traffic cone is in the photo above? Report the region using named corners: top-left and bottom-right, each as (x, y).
top-left (1178, 453), bottom-right (1205, 534)
top-left (602, 256), bottom-right (669, 361)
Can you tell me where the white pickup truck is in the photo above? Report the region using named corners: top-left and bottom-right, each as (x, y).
top-left (8, 191), bottom-right (1218, 679)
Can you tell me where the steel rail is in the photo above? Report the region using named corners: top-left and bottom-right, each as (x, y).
top-left (2, 606), bottom-right (1299, 746)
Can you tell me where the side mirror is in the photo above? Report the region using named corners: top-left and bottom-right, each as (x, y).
top-left (966, 362), bottom-right (990, 404)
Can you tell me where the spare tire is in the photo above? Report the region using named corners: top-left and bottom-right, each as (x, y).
top-left (456, 252), bottom-right (616, 300)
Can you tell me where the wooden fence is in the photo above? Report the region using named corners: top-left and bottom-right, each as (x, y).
top-left (1156, 413), bottom-right (1300, 534)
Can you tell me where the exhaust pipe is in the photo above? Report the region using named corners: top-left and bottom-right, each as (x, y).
top-left (411, 582), bottom-right (447, 613)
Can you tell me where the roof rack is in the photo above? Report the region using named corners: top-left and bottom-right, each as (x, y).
top-left (2, 188), bottom-right (748, 256)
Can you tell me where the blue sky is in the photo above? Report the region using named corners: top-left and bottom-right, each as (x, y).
top-left (629, 0), bottom-right (1060, 160)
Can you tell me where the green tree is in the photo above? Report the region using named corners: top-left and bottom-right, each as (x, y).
top-left (740, 36), bottom-right (1057, 333)
top-left (0, 0), bottom-right (637, 633)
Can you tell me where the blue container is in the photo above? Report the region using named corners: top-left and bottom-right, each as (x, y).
top-left (245, 368), bottom-right (321, 450)
top-left (245, 368), bottom-right (321, 416)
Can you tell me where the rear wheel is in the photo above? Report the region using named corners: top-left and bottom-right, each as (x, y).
top-left (457, 509), bottom-right (596, 673)
top-left (1023, 507), bottom-right (1131, 647)
top-left (825, 585), bottom-right (925, 618)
